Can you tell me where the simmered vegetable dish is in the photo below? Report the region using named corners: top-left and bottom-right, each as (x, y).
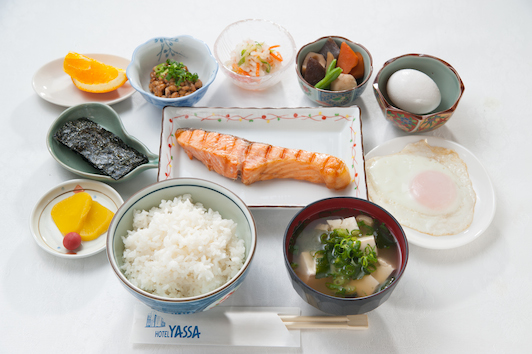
top-left (301, 37), bottom-right (365, 91)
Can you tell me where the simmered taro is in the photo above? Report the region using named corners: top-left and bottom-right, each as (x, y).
top-left (54, 118), bottom-right (149, 180)
top-left (289, 213), bottom-right (399, 298)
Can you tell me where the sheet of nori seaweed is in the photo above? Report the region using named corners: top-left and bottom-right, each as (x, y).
top-left (53, 117), bottom-right (149, 180)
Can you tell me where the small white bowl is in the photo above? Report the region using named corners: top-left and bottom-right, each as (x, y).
top-left (127, 36), bottom-right (218, 108)
top-left (214, 19), bottom-right (296, 91)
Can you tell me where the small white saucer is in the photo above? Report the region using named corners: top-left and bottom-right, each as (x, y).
top-left (32, 54), bottom-right (135, 107)
top-left (30, 179), bottom-right (124, 258)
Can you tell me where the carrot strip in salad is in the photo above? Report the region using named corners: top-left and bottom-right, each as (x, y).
top-left (270, 51), bottom-right (283, 62)
top-left (237, 67), bottom-right (250, 76)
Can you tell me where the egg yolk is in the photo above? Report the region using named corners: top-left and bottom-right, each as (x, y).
top-left (409, 170), bottom-right (456, 210)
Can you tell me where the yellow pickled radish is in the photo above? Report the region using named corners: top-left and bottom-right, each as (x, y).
top-left (51, 192), bottom-right (92, 235)
top-left (78, 200), bottom-right (114, 241)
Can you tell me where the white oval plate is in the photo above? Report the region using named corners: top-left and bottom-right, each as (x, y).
top-left (30, 179), bottom-right (124, 258)
top-left (32, 54), bottom-right (135, 107)
top-left (365, 135), bottom-right (496, 249)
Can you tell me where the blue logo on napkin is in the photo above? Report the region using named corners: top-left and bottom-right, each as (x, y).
top-left (145, 311), bottom-right (166, 328)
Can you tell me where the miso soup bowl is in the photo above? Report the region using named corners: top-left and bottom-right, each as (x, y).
top-left (283, 197), bottom-right (408, 315)
top-left (373, 53), bottom-right (465, 132)
top-left (107, 178), bottom-right (257, 314)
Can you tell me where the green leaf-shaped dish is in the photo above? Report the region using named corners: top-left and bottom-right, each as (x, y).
top-left (47, 102), bottom-right (159, 183)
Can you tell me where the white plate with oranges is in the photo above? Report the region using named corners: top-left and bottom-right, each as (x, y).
top-left (32, 53), bottom-right (135, 107)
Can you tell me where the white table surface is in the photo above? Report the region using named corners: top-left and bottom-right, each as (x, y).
top-left (1, 0), bottom-right (531, 352)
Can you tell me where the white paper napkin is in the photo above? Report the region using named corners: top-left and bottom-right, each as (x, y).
top-left (132, 305), bottom-right (301, 347)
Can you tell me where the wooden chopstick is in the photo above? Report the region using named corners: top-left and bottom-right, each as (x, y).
top-left (279, 315), bottom-right (368, 330)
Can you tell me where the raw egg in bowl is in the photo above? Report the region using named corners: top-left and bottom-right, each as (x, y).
top-left (373, 53), bottom-right (464, 132)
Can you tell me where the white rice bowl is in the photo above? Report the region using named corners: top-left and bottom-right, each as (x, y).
top-left (120, 194), bottom-right (245, 298)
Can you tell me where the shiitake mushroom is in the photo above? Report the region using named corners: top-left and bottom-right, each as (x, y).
top-left (303, 56), bottom-right (326, 86)
top-left (318, 38), bottom-right (340, 60)
top-left (301, 52), bottom-right (326, 76)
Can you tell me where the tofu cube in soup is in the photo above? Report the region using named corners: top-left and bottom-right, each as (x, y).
top-left (315, 223), bottom-right (330, 231)
top-left (340, 217), bottom-right (359, 231)
top-left (298, 251), bottom-right (316, 282)
top-left (327, 219), bottom-right (343, 230)
top-left (372, 258), bottom-right (395, 283)
top-left (346, 275), bottom-right (379, 297)
top-left (358, 235), bottom-right (378, 255)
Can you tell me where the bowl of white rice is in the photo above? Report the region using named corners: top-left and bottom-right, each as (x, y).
top-left (214, 19), bottom-right (296, 90)
top-left (107, 178), bottom-right (256, 314)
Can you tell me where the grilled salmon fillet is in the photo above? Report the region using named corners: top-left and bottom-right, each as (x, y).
top-left (175, 128), bottom-right (351, 190)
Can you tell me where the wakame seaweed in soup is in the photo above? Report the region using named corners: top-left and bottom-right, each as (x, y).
top-left (289, 211), bottom-right (399, 298)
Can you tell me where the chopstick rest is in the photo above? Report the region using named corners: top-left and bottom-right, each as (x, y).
top-left (279, 315), bottom-right (368, 330)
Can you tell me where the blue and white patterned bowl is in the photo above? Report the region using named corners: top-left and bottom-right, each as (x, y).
top-left (296, 36), bottom-right (373, 107)
top-left (107, 178), bottom-right (256, 314)
top-left (127, 36), bottom-right (218, 108)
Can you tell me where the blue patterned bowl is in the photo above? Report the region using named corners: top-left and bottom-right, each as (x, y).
top-left (296, 36), bottom-right (373, 107)
top-left (127, 36), bottom-right (218, 108)
top-left (107, 178), bottom-right (256, 314)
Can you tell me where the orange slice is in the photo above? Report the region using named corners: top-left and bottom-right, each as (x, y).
top-left (63, 52), bottom-right (128, 93)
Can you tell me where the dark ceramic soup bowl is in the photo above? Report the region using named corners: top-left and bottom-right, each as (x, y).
top-left (283, 197), bottom-right (408, 315)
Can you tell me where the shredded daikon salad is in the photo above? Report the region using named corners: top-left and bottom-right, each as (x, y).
top-left (226, 39), bottom-right (283, 77)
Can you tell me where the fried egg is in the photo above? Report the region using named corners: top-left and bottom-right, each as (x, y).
top-left (365, 140), bottom-right (476, 236)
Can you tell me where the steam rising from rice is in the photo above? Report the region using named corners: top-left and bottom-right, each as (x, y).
top-left (121, 194), bottom-right (245, 298)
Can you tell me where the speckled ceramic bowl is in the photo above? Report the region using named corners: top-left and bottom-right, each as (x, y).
top-left (373, 54), bottom-right (465, 132)
top-left (296, 36), bottom-right (373, 106)
top-left (283, 197), bottom-right (408, 315)
top-left (107, 178), bottom-right (257, 314)
top-left (127, 36), bottom-right (218, 108)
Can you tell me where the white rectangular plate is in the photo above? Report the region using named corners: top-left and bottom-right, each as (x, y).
top-left (158, 107), bottom-right (366, 208)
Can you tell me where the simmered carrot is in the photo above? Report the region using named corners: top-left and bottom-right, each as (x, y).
top-left (337, 42), bottom-right (359, 74)
top-left (349, 52), bottom-right (365, 79)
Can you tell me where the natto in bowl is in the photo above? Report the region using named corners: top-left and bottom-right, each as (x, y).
top-left (127, 35), bottom-right (218, 108)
